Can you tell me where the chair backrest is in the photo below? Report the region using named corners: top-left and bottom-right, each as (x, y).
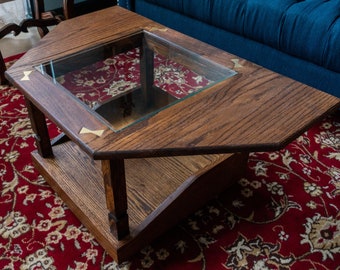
top-left (63, 0), bottom-right (117, 19)
top-left (33, 0), bottom-right (117, 20)
top-left (0, 18), bottom-right (60, 85)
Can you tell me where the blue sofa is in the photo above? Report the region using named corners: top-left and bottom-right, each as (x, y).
top-left (119, 0), bottom-right (340, 98)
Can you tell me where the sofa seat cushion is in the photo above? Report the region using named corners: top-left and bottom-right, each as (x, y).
top-left (142, 0), bottom-right (340, 73)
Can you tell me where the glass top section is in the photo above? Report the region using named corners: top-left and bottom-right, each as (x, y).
top-left (35, 31), bottom-right (237, 132)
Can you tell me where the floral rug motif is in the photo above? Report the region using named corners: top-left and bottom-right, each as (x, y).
top-left (58, 47), bottom-right (213, 109)
top-left (0, 55), bottom-right (339, 269)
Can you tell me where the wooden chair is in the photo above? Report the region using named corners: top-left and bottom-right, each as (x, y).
top-left (0, 18), bottom-right (60, 85)
top-left (63, 0), bottom-right (117, 19)
top-left (33, 0), bottom-right (117, 20)
top-left (1, 0), bottom-right (117, 84)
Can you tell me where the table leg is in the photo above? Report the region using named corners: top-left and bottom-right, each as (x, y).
top-left (140, 38), bottom-right (154, 103)
top-left (25, 98), bottom-right (53, 158)
top-left (0, 50), bottom-right (8, 85)
top-left (102, 159), bottom-right (130, 240)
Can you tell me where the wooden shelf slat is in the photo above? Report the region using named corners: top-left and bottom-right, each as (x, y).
top-left (32, 141), bottom-right (241, 262)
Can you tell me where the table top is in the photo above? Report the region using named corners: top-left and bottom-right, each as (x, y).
top-left (6, 6), bottom-right (340, 159)
top-left (33, 30), bottom-right (237, 132)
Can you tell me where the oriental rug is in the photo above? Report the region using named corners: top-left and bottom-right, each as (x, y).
top-left (0, 55), bottom-right (339, 270)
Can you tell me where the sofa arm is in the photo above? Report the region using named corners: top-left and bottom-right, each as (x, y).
top-left (118, 0), bottom-right (134, 10)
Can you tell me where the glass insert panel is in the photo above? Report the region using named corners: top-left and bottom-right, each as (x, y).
top-left (35, 31), bottom-right (237, 132)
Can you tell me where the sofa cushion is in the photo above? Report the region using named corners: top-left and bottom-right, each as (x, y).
top-left (280, 1), bottom-right (340, 73)
top-left (142, 0), bottom-right (340, 73)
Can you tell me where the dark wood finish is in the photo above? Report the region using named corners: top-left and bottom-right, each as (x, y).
top-left (33, 0), bottom-right (45, 19)
top-left (33, 0), bottom-right (117, 20)
top-left (102, 159), bottom-right (130, 240)
top-left (0, 18), bottom-right (59, 85)
top-left (31, 141), bottom-right (244, 262)
top-left (0, 23), bottom-right (22, 38)
top-left (20, 18), bottom-right (60, 36)
top-left (5, 6), bottom-right (340, 263)
top-left (25, 98), bottom-right (53, 158)
top-left (0, 50), bottom-right (8, 84)
top-left (140, 37), bottom-right (155, 103)
top-left (0, 23), bottom-right (21, 84)
top-left (6, 7), bottom-right (339, 158)
top-left (63, 0), bottom-right (73, 19)
top-left (62, 0), bottom-right (117, 19)
top-left (33, 0), bottom-right (63, 20)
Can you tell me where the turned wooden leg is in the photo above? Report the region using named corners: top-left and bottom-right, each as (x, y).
top-left (25, 98), bottom-right (53, 158)
top-left (102, 159), bottom-right (130, 240)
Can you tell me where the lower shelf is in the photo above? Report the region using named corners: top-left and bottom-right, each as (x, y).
top-left (31, 141), bottom-right (247, 263)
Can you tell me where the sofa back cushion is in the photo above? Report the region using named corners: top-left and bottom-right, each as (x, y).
top-left (141, 0), bottom-right (340, 73)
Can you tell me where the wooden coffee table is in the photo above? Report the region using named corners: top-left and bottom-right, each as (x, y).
top-left (6, 6), bottom-right (340, 263)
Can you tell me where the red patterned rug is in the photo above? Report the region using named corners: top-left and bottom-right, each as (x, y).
top-left (0, 55), bottom-right (339, 269)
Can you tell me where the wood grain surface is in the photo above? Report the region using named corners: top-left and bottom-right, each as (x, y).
top-left (6, 7), bottom-right (339, 159)
top-left (32, 141), bottom-right (245, 262)
top-left (7, 6), bottom-right (340, 263)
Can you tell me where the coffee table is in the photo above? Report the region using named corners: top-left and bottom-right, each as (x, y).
top-left (6, 6), bottom-right (340, 263)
